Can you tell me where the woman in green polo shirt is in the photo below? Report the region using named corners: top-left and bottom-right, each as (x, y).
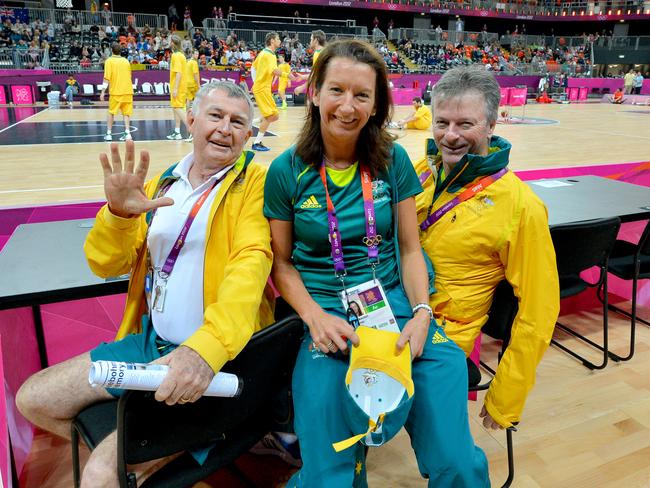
top-left (264, 40), bottom-right (488, 487)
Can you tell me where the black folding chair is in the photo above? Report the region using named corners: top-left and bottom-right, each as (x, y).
top-left (467, 280), bottom-right (519, 488)
top-left (549, 217), bottom-right (621, 370)
top-left (597, 219), bottom-right (650, 362)
top-left (71, 314), bottom-right (304, 488)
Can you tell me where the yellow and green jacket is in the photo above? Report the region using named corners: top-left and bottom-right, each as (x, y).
top-left (415, 136), bottom-right (559, 428)
top-left (84, 151), bottom-right (275, 373)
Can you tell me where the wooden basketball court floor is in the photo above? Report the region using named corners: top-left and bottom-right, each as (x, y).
top-left (4, 100), bottom-right (650, 487)
top-left (1, 101), bottom-right (650, 207)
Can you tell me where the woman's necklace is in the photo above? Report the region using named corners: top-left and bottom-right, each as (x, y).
top-left (324, 155), bottom-right (355, 170)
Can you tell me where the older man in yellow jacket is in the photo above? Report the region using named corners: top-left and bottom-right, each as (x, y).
top-left (415, 66), bottom-right (559, 430)
top-left (17, 81), bottom-right (274, 487)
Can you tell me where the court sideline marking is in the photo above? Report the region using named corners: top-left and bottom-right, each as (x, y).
top-left (583, 128), bottom-right (650, 140)
top-left (0, 184), bottom-right (102, 195)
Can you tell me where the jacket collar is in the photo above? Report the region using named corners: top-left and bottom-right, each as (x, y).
top-left (156, 150), bottom-right (253, 188)
top-left (147, 150), bottom-right (254, 225)
top-left (425, 136), bottom-right (511, 198)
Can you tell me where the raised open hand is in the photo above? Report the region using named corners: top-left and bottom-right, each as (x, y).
top-left (99, 140), bottom-right (174, 218)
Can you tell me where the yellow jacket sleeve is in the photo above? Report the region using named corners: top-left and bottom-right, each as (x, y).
top-left (485, 190), bottom-right (560, 428)
top-left (182, 165), bottom-right (273, 372)
top-left (84, 204), bottom-right (148, 279)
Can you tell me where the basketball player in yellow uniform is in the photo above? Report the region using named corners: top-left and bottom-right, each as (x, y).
top-left (184, 49), bottom-right (200, 141)
top-left (250, 31), bottom-right (292, 151)
top-left (167, 35), bottom-right (189, 140)
top-left (100, 43), bottom-right (133, 141)
top-left (293, 30), bottom-right (326, 97)
top-left (274, 55), bottom-right (291, 110)
top-left (397, 97), bottom-right (432, 130)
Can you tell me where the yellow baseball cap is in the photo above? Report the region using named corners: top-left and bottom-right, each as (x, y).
top-left (333, 326), bottom-right (414, 452)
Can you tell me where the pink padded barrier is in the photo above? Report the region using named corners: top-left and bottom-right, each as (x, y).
top-left (509, 87), bottom-right (527, 106)
top-left (10, 85), bottom-right (33, 105)
top-left (578, 87), bottom-right (589, 101)
top-left (567, 87), bottom-right (579, 101)
top-left (499, 87), bottom-right (510, 106)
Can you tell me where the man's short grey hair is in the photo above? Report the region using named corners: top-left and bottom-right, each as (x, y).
top-left (191, 81), bottom-right (254, 127)
top-left (431, 66), bottom-right (501, 125)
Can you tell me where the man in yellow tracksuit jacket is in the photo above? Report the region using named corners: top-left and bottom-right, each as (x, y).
top-left (416, 66), bottom-right (559, 431)
top-left (17, 81), bottom-right (274, 486)
top-left (87, 142), bottom-right (274, 370)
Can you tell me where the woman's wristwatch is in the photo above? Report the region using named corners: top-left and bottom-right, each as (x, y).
top-left (412, 303), bottom-right (434, 321)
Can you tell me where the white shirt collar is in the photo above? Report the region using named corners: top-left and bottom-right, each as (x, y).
top-left (172, 152), bottom-right (235, 189)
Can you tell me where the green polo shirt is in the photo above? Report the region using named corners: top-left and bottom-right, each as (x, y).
top-left (264, 143), bottom-right (422, 310)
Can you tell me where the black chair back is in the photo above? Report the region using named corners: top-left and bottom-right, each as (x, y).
top-left (117, 314), bottom-right (304, 465)
top-left (551, 217), bottom-right (621, 278)
top-left (482, 280), bottom-right (518, 345)
top-left (638, 220), bottom-right (650, 256)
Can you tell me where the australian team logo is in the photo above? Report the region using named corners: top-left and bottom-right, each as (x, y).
top-left (371, 179), bottom-right (390, 203)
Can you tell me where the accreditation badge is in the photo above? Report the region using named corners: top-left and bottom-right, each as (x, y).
top-left (339, 279), bottom-right (399, 333)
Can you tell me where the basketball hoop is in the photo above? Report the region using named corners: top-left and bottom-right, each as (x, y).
top-left (56, 0), bottom-right (73, 8)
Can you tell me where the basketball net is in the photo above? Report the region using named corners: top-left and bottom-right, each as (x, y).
top-left (56, 0), bottom-right (73, 8)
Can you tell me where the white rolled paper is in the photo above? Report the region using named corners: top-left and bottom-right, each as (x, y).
top-left (89, 361), bottom-right (242, 398)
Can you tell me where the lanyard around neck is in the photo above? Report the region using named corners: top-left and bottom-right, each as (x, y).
top-left (153, 169), bottom-right (231, 278)
top-left (318, 162), bottom-right (381, 280)
top-left (419, 168), bottom-right (507, 233)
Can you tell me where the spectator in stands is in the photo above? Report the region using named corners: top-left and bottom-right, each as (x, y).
top-left (168, 3), bottom-right (179, 31)
top-left (105, 20), bottom-right (117, 40)
top-left (183, 6), bottom-right (193, 34)
top-left (192, 29), bottom-right (203, 48)
top-left (264, 39), bottom-right (489, 488)
top-left (251, 32), bottom-right (293, 151)
top-left (610, 88), bottom-right (624, 104)
top-left (0, 30), bottom-right (9, 48)
top-left (633, 70), bottom-right (644, 95)
top-left (45, 20), bottom-right (54, 40)
top-left (290, 42), bottom-right (300, 67)
top-left (62, 73), bottom-right (80, 107)
top-left (455, 16), bottom-right (464, 43)
top-left (100, 42), bottom-right (134, 141)
top-left (69, 40), bottom-right (82, 60)
top-left (435, 25), bottom-right (443, 42)
top-left (181, 34), bottom-right (192, 53)
top-left (293, 10), bottom-right (301, 23)
top-left (17, 80), bottom-right (272, 488)
top-left (101, 3), bottom-right (111, 24)
top-left (153, 31), bottom-right (162, 51)
top-left (161, 32), bottom-right (172, 51)
top-left (126, 14), bottom-right (136, 35)
top-left (394, 96), bottom-right (432, 130)
top-left (414, 66), bottom-right (559, 436)
top-left (167, 35), bottom-right (190, 140)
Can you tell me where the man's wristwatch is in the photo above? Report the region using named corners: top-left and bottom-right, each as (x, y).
top-left (412, 303), bottom-right (434, 321)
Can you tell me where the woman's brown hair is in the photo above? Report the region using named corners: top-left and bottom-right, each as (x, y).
top-left (294, 39), bottom-right (395, 175)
